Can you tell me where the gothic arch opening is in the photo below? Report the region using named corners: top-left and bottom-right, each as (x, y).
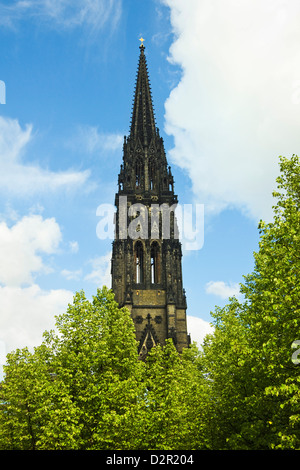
top-left (135, 241), bottom-right (144, 283)
top-left (148, 157), bottom-right (156, 190)
top-left (135, 157), bottom-right (144, 188)
top-left (150, 241), bottom-right (161, 284)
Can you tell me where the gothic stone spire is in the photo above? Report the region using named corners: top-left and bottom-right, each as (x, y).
top-left (111, 41), bottom-right (190, 357)
top-left (117, 42), bottom-right (176, 204)
top-left (130, 41), bottom-right (156, 148)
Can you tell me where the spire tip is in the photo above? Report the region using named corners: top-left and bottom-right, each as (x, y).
top-left (139, 37), bottom-right (145, 49)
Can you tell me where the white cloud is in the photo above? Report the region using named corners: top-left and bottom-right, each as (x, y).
top-left (187, 315), bottom-right (214, 348)
top-left (61, 268), bottom-right (82, 281)
top-left (0, 284), bottom-right (73, 353)
top-left (67, 125), bottom-right (123, 155)
top-left (0, 115), bottom-right (32, 159)
top-left (69, 240), bottom-right (79, 253)
top-left (0, 215), bottom-right (62, 287)
top-left (84, 251), bottom-right (111, 288)
top-left (0, 340), bottom-right (6, 364)
top-left (205, 280), bottom-right (240, 300)
top-left (0, 0), bottom-right (122, 33)
top-left (0, 116), bottom-right (90, 197)
top-left (0, 212), bottom-right (77, 358)
top-left (163, 0), bottom-right (300, 221)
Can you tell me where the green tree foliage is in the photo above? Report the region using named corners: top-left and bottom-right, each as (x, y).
top-left (0, 287), bottom-right (201, 450)
top-left (0, 288), bottom-right (146, 449)
top-left (199, 155), bottom-right (300, 449)
top-left (138, 340), bottom-right (206, 450)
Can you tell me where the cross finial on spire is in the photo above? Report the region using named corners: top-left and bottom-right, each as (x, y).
top-left (139, 37), bottom-right (145, 48)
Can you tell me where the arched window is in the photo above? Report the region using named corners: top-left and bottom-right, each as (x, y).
top-left (150, 242), bottom-right (160, 284)
top-left (135, 241), bottom-right (144, 283)
top-left (149, 157), bottom-right (156, 190)
top-left (135, 158), bottom-right (144, 188)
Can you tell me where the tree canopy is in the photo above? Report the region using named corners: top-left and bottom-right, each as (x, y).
top-left (199, 155), bottom-right (300, 449)
top-left (0, 287), bottom-right (203, 450)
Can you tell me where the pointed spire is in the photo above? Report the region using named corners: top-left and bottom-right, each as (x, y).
top-left (130, 39), bottom-right (156, 147)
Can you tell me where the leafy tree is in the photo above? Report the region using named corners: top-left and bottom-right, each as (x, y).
top-left (198, 299), bottom-right (254, 449)
top-left (135, 339), bottom-right (205, 450)
top-left (0, 287), bottom-right (203, 450)
top-left (0, 343), bottom-right (81, 449)
top-left (241, 154), bottom-right (300, 449)
top-left (199, 155), bottom-right (300, 449)
top-left (0, 287), bottom-right (145, 450)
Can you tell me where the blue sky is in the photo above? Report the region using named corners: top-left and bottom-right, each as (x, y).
top-left (1, 0), bottom-right (300, 366)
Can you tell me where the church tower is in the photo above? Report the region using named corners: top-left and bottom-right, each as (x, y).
top-left (111, 40), bottom-right (190, 357)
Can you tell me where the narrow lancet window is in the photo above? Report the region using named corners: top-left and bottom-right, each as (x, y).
top-left (150, 242), bottom-right (160, 284)
top-left (149, 157), bottom-right (156, 190)
top-left (135, 241), bottom-right (144, 283)
top-left (135, 158), bottom-right (144, 188)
